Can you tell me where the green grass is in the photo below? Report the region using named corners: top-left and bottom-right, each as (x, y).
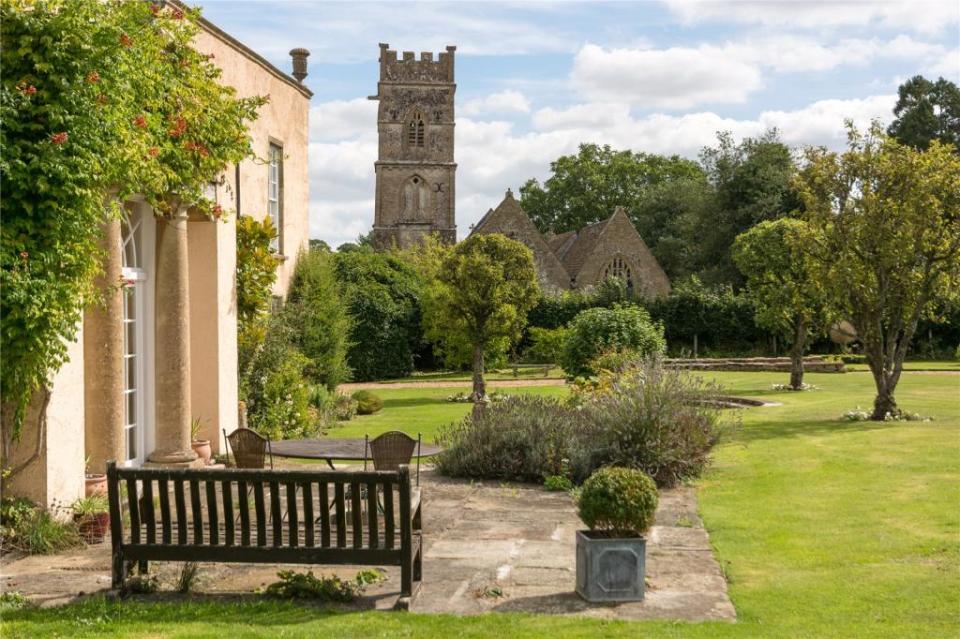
top-left (5, 368), bottom-right (958, 638)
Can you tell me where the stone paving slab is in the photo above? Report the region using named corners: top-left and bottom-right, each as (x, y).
top-left (1, 468), bottom-right (735, 622)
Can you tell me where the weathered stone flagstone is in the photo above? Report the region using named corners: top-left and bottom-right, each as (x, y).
top-left (0, 468), bottom-right (734, 622)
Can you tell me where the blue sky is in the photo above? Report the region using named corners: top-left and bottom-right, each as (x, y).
top-left (198, 0), bottom-right (960, 247)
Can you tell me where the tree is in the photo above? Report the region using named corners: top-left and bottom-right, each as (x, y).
top-left (733, 219), bottom-right (826, 389)
top-left (519, 144), bottom-right (705, 276)
top-left (285, 249), bottom-right (352, 389)
top-left (795, 124), bottom-right (960, 419)
top-left (421, 234), bottom-right (540, 400)
top-left (333, 250), bottom-right (424, 381)
top-left (888, 75), bottom-right (960, 151)
top-left (691, 130), bottom-right (801, 288)
top-left (1, 0), bottom-right (264, 440)
top-left (560, 304), bottom-right (666, 378)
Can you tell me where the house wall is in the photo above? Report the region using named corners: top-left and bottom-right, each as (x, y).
top-left (192, 27), bottom-right (311, 296)
top-left (3, 332), bottom-right (85, 510)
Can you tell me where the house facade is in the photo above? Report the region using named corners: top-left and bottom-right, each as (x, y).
top-left (4, 17), bottom-right (311, 508)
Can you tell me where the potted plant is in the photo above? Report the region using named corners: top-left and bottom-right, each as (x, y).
top-left (73, 495), bottom-right (110, 544)
top-left (190, 417), bottom-right (212, 464)
top-left (575, 466), bottom-right (659, 602)
top-left (84, 456), bottom-right (107, 497)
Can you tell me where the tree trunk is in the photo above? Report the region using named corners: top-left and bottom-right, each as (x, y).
top-left (471, 343), bottom-right (486, 402)
top-left (865, 348), bottom-right (901, 420)
top-left (788, 320), bottom-right (806, 390)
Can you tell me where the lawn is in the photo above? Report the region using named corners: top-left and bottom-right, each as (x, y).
top-left (4, 368), bottom-right (958, 638)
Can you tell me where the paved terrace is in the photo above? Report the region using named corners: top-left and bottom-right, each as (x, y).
top-left (2, 468), bottom-right (734, 622)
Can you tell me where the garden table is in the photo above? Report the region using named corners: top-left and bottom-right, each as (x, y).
top-left (270, 437), bottom-right (443, 470)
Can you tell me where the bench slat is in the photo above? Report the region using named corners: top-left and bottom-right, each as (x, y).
top-left (270, 481), bottom-right (282, 547)
top-left (384, 485), bottom-right (395, 549)
top-left (222, 480), bottom-right (234, 546)
top-left (126, 478), bottom-right (141, 544)
top-left (190, 479), bottom-right (203, 544)
top-left (320, 482), bottom-right (330, 548)
top-left (302, 482), bottom-right (314, 547)
top-left (158, 479), bottom-right (171, 545)
top-left (367, 481), bottom-right (378, 549)
top-left (334, 484), bottom-right (346, 548)
top-left (253, 482), bottom-right (266, 546)
top-left (238, 480), bottom-right (250, 546)
top-left (174, 479), bottom-right (187, 544)
top-left (286, 481), bottom-right (298, 548)
top-left (351, 481), bottom-right (362, 549)
top-left (206, 481), bottom-right (219, 546)
top-left (142, 479), bottom-right (156, 545)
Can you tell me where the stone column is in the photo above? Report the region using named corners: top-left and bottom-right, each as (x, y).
top-left (84, 216), bottom-right (125, 475)
top-left (148, 203), bottom-right (199, 467)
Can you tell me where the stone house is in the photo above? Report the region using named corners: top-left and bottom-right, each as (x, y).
top-left (470, 190), bottom-right (671, 297)
top-left (4, 16), bottom-right (311, 508)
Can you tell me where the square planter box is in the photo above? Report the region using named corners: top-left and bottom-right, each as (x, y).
top-left (575, 529), bottom-right (646, 602)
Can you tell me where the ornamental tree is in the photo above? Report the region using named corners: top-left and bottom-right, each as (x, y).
top-left (1, 0), bottom-right (265, 442)
top-left (733, 218), bottom-right (827, 390)
top-left (421, 234), bottom-right (540, 401)
top-left (795, 123), bottom-right (960, 419)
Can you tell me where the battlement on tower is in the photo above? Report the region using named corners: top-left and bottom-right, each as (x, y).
top-left (378, 43), bottom-right (456, 83)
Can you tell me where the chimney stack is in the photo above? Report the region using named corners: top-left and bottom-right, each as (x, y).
top-left (289, 48), bottom-right (310, 83)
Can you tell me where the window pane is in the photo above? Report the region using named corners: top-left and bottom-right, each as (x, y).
top-left (127, 426), bottom-right (137, 461)
top-left (126, 355), bottom-right (136, 389)
top-left (126, 390), bottom-right (137, 426)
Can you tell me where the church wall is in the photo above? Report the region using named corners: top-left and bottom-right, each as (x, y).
top-left (574, 213), bottom-right (671, 297)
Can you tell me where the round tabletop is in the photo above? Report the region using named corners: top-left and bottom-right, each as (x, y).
top-left (270, 437), bottom-right (443, 462)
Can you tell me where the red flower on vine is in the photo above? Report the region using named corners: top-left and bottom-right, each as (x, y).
top-left (147, 147), bottom-right (159, 158)
top-left (18, 84), bottom-right (37, 95)
top-left (50, 132), bottom-right (68, 145)
top-left (97, 94), bottom-right (108, 105)
top-left (19, 251), bottom-right (29, 261)
top-left (133, 115), bottom-right (148, 129)
top-left (86, 71), bottom-right (100, 83)
top-left (168, 116), bottom-right (187, 137)
top-left (120, 33), bottom-right (132, 47)
top-left (149, 3), bottom-right (161, 16)
top-left (171, 8), bottom-right (184, 20)
top-left (183, 140), bottom-right (210, 157)
top-left (212, 204), bottom-right (223, 219)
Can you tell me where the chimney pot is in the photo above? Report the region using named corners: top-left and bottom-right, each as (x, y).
top-left (289, 48), bottom-right (310, 83)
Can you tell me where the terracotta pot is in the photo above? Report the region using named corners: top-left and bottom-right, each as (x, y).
top-left (76, 512), bottom-right (110, 544)
top-left (191, 439), bottom-right (212, 464)
top-left (85, 474), bottom-right (108, 497)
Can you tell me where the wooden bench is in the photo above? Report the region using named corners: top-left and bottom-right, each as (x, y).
top-left (507, 363), bottom-right (553, 378)
top-left (106, 461), bottom-right (423, 604)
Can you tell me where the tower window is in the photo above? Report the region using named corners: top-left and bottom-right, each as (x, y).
top-left (407, 113), bottom-right (425, 147)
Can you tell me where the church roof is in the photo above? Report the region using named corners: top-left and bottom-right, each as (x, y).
top-left (554, 215), bottom-right (615, 279)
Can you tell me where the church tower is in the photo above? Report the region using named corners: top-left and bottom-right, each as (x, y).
top-left (370, 43), bottom-right (457, 249)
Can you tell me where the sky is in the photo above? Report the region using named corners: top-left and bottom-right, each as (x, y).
top-left (198, 0), bottom-right (960, 248)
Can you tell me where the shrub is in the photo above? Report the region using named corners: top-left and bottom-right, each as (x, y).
top-left (7, 508), bottom-right (82, 555)
top-left (523, 327), bottom-right (569, 364)
top-left (544, 475), bottom-right (574, 492)
top-left (72, 496), bottom-right (108, 517)
top-left (307, 384), bottom-right (331, 411)
top-left (435, 396), bottom-right (583, 482)
top-left (334, 251), bottom-right (424, 381)
top-left (241, 316), bottom-right (314, 440)
top-left (577, 467), bottom-right (658, 537)
top-left (0, 591), bottom-right (28, 611)
top-left (285, 249), bottom-right (352, 389)
top-left (352, 390), bottom-right (383, 415)
top-left (236, 215), bottom-right (281, 329)
top-left (561, 304), bottom-right (665, 377)
top-left (262, 569), bottom-right (382, 602)
top-left (570, 358), bottom-right (727, 487)
top-left (332, 394), bottom-right (358, 421)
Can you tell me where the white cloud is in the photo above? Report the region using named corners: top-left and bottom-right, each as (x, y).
top-left (461, 90), bottom-right (532, 116)
top-left (307, 93), bottom-right (897, 246)
top-left (309, 99), bottom-right (377, 142)
top-left (571, 43), bottom-right (763, 109)
top-left (661, 0), bottom-right (960, 35)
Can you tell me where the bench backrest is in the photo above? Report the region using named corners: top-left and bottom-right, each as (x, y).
top-left (106, 461), bottom-right (413, 558)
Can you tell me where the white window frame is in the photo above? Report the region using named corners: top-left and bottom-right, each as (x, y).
top-left (268, 143), bottom-right (283, 254)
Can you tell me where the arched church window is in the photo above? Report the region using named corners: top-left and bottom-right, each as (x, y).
top-left (603, 256), bottom-right (633, 290)
top-left (407, 113), bottom-right (425, 147)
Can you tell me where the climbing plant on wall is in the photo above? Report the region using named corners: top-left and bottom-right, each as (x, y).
top-left (0, 0), bottom-right (265, 437)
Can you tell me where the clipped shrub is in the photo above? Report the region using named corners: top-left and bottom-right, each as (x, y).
top-left (570, 358), bottom-right (727, 487)
top-left (561, 304), bottom-right (665, 377)
top-left (523, 327), bottom-right (569, 364)
top-left (285, 249), bottom-right (352, 389)
top-left (577, 467), bottom-right (658, 536)
top-left (436, 396), bottom-right (582, 482)
top-left (352, 390), bottom-right (383, 415)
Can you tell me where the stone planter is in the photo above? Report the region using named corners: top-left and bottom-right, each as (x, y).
top-left (85, 474), bottom-right (107, 497)
top-left (575, 530), bottom-right (647, 602)
top-left (76, 512), bottom-right (110, 544)
top-left (191, 439), bottom-right (212, 464)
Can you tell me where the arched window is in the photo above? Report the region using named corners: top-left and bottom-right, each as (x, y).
top-left (603, 255), bottom-right (633, 290)
top-left (407, 112), bottom-right (425, 147)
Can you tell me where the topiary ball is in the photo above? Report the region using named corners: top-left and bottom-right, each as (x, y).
top-left (352, 390), bottom-right (384, 415)
top-left (577, 467), bottom-right (658, 537)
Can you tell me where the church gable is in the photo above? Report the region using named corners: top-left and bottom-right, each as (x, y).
top-left (574, 208), bottom-right (671, 297)
top-left (470, 190), bottom-right (570, 292)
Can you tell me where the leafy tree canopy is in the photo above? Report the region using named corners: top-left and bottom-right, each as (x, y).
top-left (796, 123), bottom-right (960, 418)
top-left (421, 234), bottom-right (540, 399)
top-left (887, 75), bottom-right (960, 151)
top-left (1, 0), bottom-right (264, 434)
